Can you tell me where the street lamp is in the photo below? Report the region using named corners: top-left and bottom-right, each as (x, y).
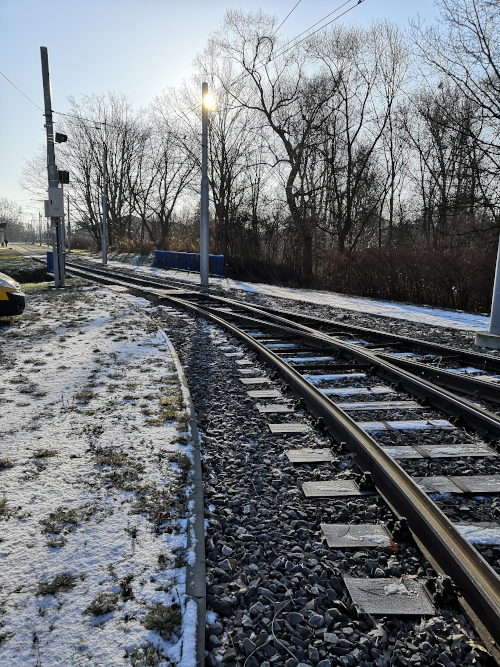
top-left (200, 82), bottom-right (216, 287)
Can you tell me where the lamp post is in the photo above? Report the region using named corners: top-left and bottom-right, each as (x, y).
top-left (200, 82), bottom-right (209, 287)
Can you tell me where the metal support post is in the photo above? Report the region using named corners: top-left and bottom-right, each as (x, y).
top-left (476, 233), bottom-right (500, 349)
top-left (102, 145), bottom-right (107, 265)
top-left (41, 46), bottom-right (64, 287)
top-left (200, 82), bottom-right (209, 287)
top-left (39, 212), bottom-right (42, 246)
top-left (67, 195), bottom-right (71, 252)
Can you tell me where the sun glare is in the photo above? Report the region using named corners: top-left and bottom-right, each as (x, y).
top-left (203, 92), bottom-right (217, 111)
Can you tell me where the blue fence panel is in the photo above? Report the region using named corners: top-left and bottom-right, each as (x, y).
top-left (154, 250), bottom-right (224, 278)
top-left (46, 251), bottom-right (66, 273)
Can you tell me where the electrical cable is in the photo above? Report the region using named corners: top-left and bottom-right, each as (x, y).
top-left (268, 0), bottom-right (364, 62)
top-left (0, 70), bottom-right (44, 112)
top-left (209, 0), bottom-right (365, 102)
top-left (271, 0), bottom-right (304, 38)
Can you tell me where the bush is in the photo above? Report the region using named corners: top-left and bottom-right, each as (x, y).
top-left (319, 247), bottom-right (495, 313)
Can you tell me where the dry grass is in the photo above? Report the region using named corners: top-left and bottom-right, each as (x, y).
top-left (142, 603), bottom-right (181, 640)
top-left (37, 573), bottom-right (78, 596)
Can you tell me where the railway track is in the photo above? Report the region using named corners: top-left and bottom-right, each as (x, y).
top-left (38, 256), bottom-right (500, 661)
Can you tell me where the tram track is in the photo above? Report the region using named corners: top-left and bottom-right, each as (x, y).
top-left (60, 258), bottom-right (500, 407)
top-left (46, 257), bottom-right (500, 660)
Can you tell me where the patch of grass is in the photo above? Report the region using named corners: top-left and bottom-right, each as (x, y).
top-left (176, 414), bottom-right (189, 431)
top-left (0, 459), bottom-right (15, 470)
top-left (94, 447), bottom-right (129, 467)
top-left (0, 631), bottom-right (14, 647)
top-left (33, 449), bottom-right (56, 458)
top-left (128, 643), bottom-right (167, 666)
top-left (103, 470), bottom-right (149, 493)
top-left (132, 487), bottom-right (173, 532)
top-left (37, 573), bottom-right (78, 596)
top-left (9, 374), bottom-right (28, 384)
top-left (167, 452), bottom-right (192, 471)
top-left (84, 591), bottom-right (119, 616)
top-left (142, 603), bottom-right (181, 640)
top-left (0, 497), bottom-right (8, 519)
top-left (172, 434), bottom-right (188, 445)
top-left (22, 282), bottom-right (52, 294)
top-left (41, 507), bottom-right (80, 535)
top-left (74, 389), bottom-right (95, 403)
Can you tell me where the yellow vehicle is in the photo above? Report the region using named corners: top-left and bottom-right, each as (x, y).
top-left (0, 272), bottom-right (25, 316)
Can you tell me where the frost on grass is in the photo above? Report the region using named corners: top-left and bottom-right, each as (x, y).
top-left (0, 286), bottom-right (194, 665)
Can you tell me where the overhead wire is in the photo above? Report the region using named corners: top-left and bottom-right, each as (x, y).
top-left (209, 0), bottom-right (365, 103)
top-left (271, 0), bottom-right (304, 38)
top-left (0, 70), bottom-right (44, 112)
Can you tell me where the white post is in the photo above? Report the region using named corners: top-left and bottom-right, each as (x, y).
top-left (476, 234), bottom-right (500, 348)
top-left (200, 82), bottom-right (209, 287)
top-left (102, 144), bottom-right (108, 265)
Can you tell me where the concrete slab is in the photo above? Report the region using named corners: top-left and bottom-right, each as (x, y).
top-left (269, 423), bottom-right (311, 434)
top-left (238, 368), bottom-right (260, 375)
top-left (417, 444), bottom-right (498, 458)
top-left (415, 476), bottom-right (463, 494)
top-left (321, 386), bottom-right (395, 397)
top-left (286, 448), bottom-right (335, 464)
top-left (336, 401), bottom-right (421, 411)
top-left (476, 331), bottom-right (500, 350)
top-left (256, 404), bottom-right (294, 413)
top-left (454, 522), bottom-right (500, 545)
top-left (359, 420), bottom-right (454, 432)
top-left (282, 356), bottom-right (336, 364)
top-left (449, 475), bottom-right (500, 494)
top-left (321, 524), bottom-right (392, 548)
top-left (240, 377), bottom-right (271, 385)
top-left (343, 577), bottom-right (435, 616)
top-left (304, 373), bottom-right (366, 383)
top-left (236, 359), bottom-right (253, 365)
top-left (302, 480), bottom-right (371, 497)
top-left (247, 390), bottom-right (282, 398)
top-left (382, 446), bottom-right (424, 459)
top-left (265, 343), bottom-right (297, 349)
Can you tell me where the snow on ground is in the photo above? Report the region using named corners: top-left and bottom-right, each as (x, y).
top-left (85, 255), bottom-right (491, 333)
top-left (0, 282), bottom-right (195, 666)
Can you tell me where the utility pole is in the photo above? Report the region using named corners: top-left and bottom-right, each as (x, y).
top-left (102, 144), bottom-right (107, 265)
top-left (41, 46), bottom-right (64, 287)
top-left (200, 82), bottom-right (209, 287)
top-left (67, 195), bottom-right (71, 252)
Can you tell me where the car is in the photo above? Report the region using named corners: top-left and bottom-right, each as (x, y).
top-left (0, 271), bottom-right (25, 316)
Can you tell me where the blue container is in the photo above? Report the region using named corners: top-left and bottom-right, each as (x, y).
top-left (46, 251), bottom-right (66, 274)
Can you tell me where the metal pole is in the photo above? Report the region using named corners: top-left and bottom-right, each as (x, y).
top-left (200, 82), bottom-right (209, 287)
top-left (489, 235), bottom-right (500, 335)
top-left (102, 144), bottom-right (107, 265)
top-left (41, 46), bottom-right (64, 287)
top-left (39, 212), bottom-right (42, 246)
top-left (61, 182), bottom-right (66, 253)
top-left (67, 195), bottom-right (71, 252)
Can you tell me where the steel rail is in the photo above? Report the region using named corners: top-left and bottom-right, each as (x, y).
top-left (157, 293), bottom-right (500, 645)
top-left (57, 260), bottom-right (500, 642)
top-left (64, 258), bottom-right (500, 377)
top-left (63, 261), bottom-right (500, 433)
top-left (251, 302), bottom-right (500, 373)
top-left (197, 300), bottom-right (500, 439)
top-left (377, 353), bottom-right (500, 405)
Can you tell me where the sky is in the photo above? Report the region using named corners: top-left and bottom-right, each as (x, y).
top-left (0, 0), bottom-right (438, 223)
